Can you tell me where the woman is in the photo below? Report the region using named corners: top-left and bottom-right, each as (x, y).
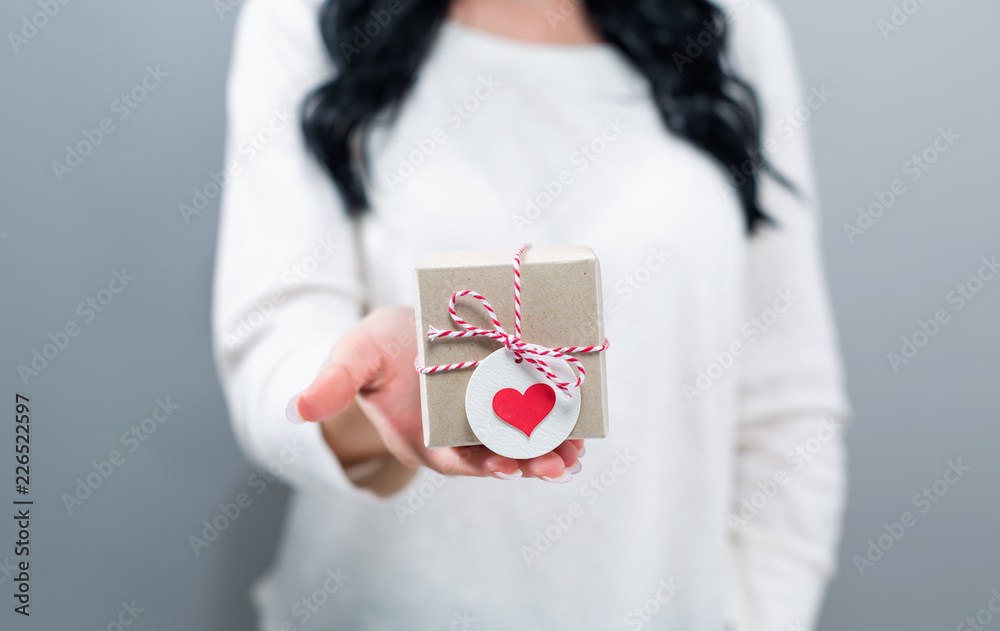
top-left (212, 0), bottom-right (849, 628)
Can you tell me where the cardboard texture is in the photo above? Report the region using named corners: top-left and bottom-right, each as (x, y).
top-left (414, 246), bottom-right (608, 449)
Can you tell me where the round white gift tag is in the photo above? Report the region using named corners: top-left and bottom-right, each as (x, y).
top-left (465, 347), bottom-right (581, 459)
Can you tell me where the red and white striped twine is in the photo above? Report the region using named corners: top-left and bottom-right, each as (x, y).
top-left (414, 244), bottom-right (609, 394)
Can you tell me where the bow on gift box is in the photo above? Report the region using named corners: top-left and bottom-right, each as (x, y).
top-left (414, 244), bottom-right (609, 396)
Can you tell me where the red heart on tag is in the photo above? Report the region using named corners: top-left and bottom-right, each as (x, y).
top-left (491, 383), bottom-right (557, 437)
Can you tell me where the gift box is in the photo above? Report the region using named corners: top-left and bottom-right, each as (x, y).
top-left (414, 246), bottom-right (608, 455)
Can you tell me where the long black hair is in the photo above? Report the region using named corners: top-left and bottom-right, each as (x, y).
top-left (303, 0), bottom-right (782, 233)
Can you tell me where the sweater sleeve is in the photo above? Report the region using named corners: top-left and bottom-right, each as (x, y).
top-left (211, 0), bottom-right (381, 500)
top-left (724, 2), bottom-right (851, 629)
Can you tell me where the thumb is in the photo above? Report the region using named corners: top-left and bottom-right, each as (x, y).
top-left (294, 327), bottom-right (385, 423)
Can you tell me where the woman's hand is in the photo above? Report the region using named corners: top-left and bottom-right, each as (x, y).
top-left (288, 306), bottom-right (584, 482)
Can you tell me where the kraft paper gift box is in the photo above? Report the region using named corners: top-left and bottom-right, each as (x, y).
top-left (414, 246), bottom-right (609, 449)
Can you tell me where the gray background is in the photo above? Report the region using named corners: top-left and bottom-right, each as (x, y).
top-left (0, 0), bottom-right (997, 629)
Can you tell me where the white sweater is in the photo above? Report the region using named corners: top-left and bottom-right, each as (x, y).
top-left (212, 0), bottom-right (849, 629)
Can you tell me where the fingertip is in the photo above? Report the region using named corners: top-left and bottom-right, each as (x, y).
top-left (491, 469), bottom-right (523, 480)
top-left (539, 470), bottom-right (574, 484)
top-left (521, 452), bottom-right (567, 479)
top-left (553, 441), bottom-right (580, 469)
top-left (285, 393), bottom-right (306, 425)
top-left (294, 389), bottom-right (325, 422)
top-left (297, 364), bottom-right (355, 422)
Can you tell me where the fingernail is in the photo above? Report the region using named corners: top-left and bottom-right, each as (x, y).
top-left (567, 460), bottom-right (583, 475)
top-left (577, 445), bottom-right (586, 458)
top-left (539, 470), bottom-right (573, 484)
top-left (285, 393), bottom-right (306, 424)
top-left (491, 469), bottom-right (523, 480)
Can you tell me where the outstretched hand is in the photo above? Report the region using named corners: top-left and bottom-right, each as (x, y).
top-left (289, 306), bottom-right (583, 482)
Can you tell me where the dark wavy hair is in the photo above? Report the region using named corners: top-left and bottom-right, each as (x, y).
top-left (303, 0), bottom-right (785, 233)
